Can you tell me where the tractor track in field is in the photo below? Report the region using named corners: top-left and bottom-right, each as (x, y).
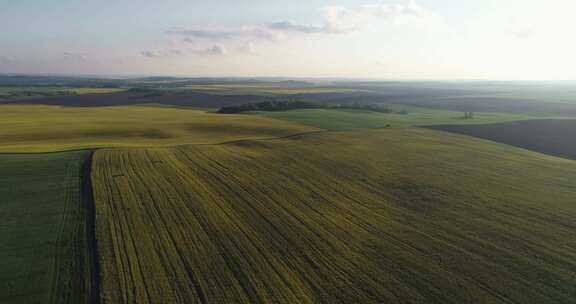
top-left (45, 151), bottom-right (101, 304)
top-left (82, 152), bottom-right (101, 304)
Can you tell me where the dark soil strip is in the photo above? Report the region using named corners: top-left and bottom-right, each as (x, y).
top-left (82, 152), bottom-right (101, 304)
top-left (426, 119), bottom-right (576, 161)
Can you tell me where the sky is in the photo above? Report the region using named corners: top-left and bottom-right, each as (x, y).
top-left (1, 0), bottom-right (575, 80)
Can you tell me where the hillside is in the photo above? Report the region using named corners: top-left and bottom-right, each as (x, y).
top-left (0, 105), bottom-right (317, 152)
top-left (92, 128), bottom-right (576, 304)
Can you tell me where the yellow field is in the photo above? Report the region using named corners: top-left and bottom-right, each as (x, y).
top-left (92, 128), bottom-right (576, 303)
top-left (0, 105), bottom-right (317, 152)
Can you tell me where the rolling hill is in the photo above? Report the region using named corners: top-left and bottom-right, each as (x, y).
top-left (0, 105), bottom-right (318, 152)
top-left (91, 128), bottom-right (576, 304)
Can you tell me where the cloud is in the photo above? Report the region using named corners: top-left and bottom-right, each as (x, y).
top-left (156, 1), bottom-right (438, 58)
top-left (141, 49), bottom-right (185, 58)
top-left (237, 42), bottom-right (256, 54)
top-left (191, 45), bottom-right (227, 56)
top-left (267, 21), bottom-right (330, 34)
top-left (355, 2), bottom-right (433, 19)
top-left (0, 55), bottom-right (16, 64)
top-left (182, 37), bottom-right (196, 44)
top-left (269, 1), bottom-right (440, 35)
top-left (164, 2), bottom-right (437, 42)
top-left (141, 45), bottom-right (226, 58)
top-left (166, 26), bottom-right (281, 41)
top-left (512, 28), bottom-right (535, 40)
top-left (62, 52), bottom-right (89, 61)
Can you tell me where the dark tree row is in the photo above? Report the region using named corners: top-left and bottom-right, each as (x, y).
top-left (217, 100), bottom-right (324, 113)
top-left (217, 100), bottom-right (398, 114)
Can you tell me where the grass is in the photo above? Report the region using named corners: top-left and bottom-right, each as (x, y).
top-left (92, 128), bottom-right (576, 303)
top-left (254, 107), bottom-right (545, 130)
top-left (0, 105), bottom-right (318, 152)
top-left (0, 151), bottom-right (97, 304)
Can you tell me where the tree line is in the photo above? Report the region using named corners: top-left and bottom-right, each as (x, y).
top-left (217, 100), bottom-right (402, 114)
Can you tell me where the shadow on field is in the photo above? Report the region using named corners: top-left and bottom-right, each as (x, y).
top-left (81, 152), bottom-right (101, 304)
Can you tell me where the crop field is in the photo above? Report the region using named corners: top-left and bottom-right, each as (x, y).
top-left (92, 128), bottom-right (576, 303)
top-left (0, 151), bottom-right (97, 304)
top-left (0, 105), bottom-right (317, 152)
top-left (255, 107), bottom-right (544, 130)
top-left (428, 119), bottom-right (576, 160)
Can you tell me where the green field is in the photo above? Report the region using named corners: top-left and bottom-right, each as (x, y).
top-left (92, 128), bottom-right (576, 303)
top-left (255, 107), bottom-right (545, 130)
top-left (0, 151), bottom-right (97, 304)
top-left (0, 105), bottom-right (318, 152)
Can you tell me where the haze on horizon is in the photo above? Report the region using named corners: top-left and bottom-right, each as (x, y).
top-left (1, 0), bottom-right (575, 80)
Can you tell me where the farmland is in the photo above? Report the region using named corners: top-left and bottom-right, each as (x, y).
top-left (92, 128), bottom-right (576, 304)
top-left (176, 84), bottom-right (360, 95)
top-left (0, 105), bottom-right (317, 152)
top-left (0, 151), bottom-right (97, 304)
top-left (6, 78), bottom-right (576, 117)
top-left (255, 107), bottom-right (544, 130)
top-left (3, 76), bottom-right (576, 304)
top-left (0, 86), bottom-right (123, 101)
top-left (428, 119), bottom-right (576, 160)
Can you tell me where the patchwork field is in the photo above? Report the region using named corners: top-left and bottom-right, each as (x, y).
top-left (0, 105), bottom-right (317, 152)
top-left (428, 119), bottom-right (576, 160)
top-left (0, 151), bottom-right (97, 304)
top-left (92, 128), bottom-right (576, 304)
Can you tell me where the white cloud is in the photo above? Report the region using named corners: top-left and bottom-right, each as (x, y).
top-left (141, 49), bottom-right (185, 58)
top-left (165, 1), bottom-right (438, 43)
top-left (182, 37), bottom-right (196, 44)
top-left (191, 45), bottom-right (227, 56)
top-left (142, 45), bottom-right (226, 58)
top-left (269, 1), bottom-right (439, 35)
top-left (512, 28), bottom-right (535, 40)
top-left (155, 1), bottom-right (439, 60)
top-left (237, 42), bottom-right (256, 54)
top-left (165, 26), bottom-right (281, 41)
top-left (62, 52), bottom-right (89, 61)
top-left (267, 21), bottom-right (331, 34)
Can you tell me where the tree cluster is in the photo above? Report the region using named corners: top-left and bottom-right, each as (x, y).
top-left (463, 112), bottom-right (475, 119)
top-left (217, 100), bottom-right (324, 114)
